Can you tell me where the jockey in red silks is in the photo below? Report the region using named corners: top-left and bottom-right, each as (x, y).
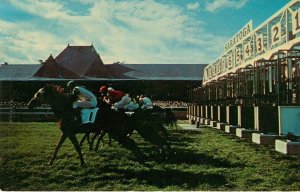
top-left (67, 81), bottom-right (97, 109)
top-left (99, 86), bottom-right (133, 110)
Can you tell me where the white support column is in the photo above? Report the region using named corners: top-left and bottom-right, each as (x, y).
top-left (238, 106), bottom-right (242, 127)
top-left (226, 106), bottom-right (230, 124)
top-left (254, 106), bottom-right (259, 131)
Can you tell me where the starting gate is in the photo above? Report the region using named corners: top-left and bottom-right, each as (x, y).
top-left (188, 0), bottom-right (300, 137)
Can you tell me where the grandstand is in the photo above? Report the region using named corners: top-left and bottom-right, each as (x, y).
top-left (0, 44), bottom-right (206, 102)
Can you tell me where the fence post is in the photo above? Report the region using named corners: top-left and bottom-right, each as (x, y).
top-left (9, 100), bottom-right (13, 122)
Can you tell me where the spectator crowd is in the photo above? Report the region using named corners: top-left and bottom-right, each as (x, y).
top-left (152, 100), bottom-right (188, 108)
top-left (0, 100), bottom-right (187, 109)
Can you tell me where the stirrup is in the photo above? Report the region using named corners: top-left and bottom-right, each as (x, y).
top-left (111, 106), bottom-right (118, 111)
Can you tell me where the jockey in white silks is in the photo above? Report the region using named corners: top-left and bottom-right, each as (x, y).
top-left (139, 95), bottom-right (153, 109)
top-left (67, 81), bottom-right (97, 109)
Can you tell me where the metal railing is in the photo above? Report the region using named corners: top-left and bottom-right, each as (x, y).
top-left (0, 102), bottom-right (187, 122)
top-left (0, 101), bottom-right (54, 122)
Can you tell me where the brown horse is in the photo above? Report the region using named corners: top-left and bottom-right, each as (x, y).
top-left (27, 84), bottom-right (145, 166)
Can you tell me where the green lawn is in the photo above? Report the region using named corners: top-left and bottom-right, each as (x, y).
top-left (0, 121), bottom-right (300, 191)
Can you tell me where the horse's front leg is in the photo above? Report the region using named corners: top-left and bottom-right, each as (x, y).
top-left (89, 133), bottom-right (98, 151)
top-left (48, 133), bottom-right (67, 165)
top-left (79, 134), bottom-right (87, 147)
top-left (86, 133), bottom-right (93, 149)
top-left (108, 134), bottom-right (112, 146)
top-left (95, 131), bottom-right (107, 151)
top-left (68, 135), bottom-right (85, 166)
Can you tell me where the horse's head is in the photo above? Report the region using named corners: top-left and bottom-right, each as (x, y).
top-left (28, 87), bottom-right (46, 110)
top-left (27, 84), bottom-right (67, 110)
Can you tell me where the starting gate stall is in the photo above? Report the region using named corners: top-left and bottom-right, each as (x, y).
top-left (216, 76), bottom-right (227, 119)
top-left (216, 76), bottom-right (227, 106)
top-left (236, 66), bottom-right (254, 106)
top-left (208, 80), bottom-right (219, 126)
top-left (187, 89), bottom-right (191, 120)
top-left (203, 81), bottom-right (215, 125)
top-left (193, 87), bottom-right (202, 124)
top-left (187, 88), bottom-right (197, 124)
top-left (254, 59), bottom-right (278, 106)
top-left (187, 89), bottom-right (191, 121)
top-left (215, 76), bottom-right (227, 129)
top-left (253, 59), bottom-right (279, 134)
top-left (236, 66), bottom-right (256, 129)
top-left (274, 49), bottom-right (300, 135)
top-left (225, 73), bottom-right (239, 126)
top-left (194, 87), bottom-right (202, 126)
top-left (210, 81), bottom-right (218, 121)
top-left (274, 49), bottom-right (300, 106)
top-left (202, 85), bottom-right (210, 122)
top-left (198, 86), bottom-right (205, 121)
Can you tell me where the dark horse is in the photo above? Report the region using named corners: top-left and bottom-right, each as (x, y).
top-left (90, 99), bottom-right (177, 159)
top-left (27, 84), bottom-right (144, 166)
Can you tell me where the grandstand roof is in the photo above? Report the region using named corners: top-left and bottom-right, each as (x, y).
top-left (119, 64), bottom-right (206, 80)
top-left (0, 64), bottom-right (40, 80)
top-left (0, 63), bottom-right (206, 81)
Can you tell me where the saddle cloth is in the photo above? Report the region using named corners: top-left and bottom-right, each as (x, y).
top-left (125, 111), bottom-right (135, 116)
top-left (80, 108), bottom-right (99, 124)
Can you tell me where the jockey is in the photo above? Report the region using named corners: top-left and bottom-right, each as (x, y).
top-left (139, 95), bottom-right (153, 109)
top-left (124, 96), bottom-right (139, 111)
top-left (67, 81), bottom-right (97, 109)
top-left (98, 86), bottom-right (132, 110)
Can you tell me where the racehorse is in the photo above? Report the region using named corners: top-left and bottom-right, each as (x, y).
top-left (89, 98), bottom-right (176, 159)
top-left (27, 84), bottom-right (145, 166)
top-left (151, 105), bottom-right (177, 128)
top-left (130, 109), bottom-right (173, 159)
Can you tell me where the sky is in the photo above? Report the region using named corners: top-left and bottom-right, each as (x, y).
top-left (0, 0), bottom-right (292, 64)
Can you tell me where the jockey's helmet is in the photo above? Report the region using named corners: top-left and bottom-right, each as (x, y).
top-left (67, 80), bottom-right (76, 90)
top-left (139, 95), bottom-right (144, 100)
top-left (99, 85), bottom-right (108, 93)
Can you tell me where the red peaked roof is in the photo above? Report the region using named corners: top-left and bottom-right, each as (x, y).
top-left (25, 44), bottom-right (206, 80)
top-left (33, 55), bottom-right (81, 78)
top-left (54, 45), bottom-right (110, 78)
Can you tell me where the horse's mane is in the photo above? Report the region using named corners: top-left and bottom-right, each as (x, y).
top-left (43, 84), bottom-right (74, 119)
top-left (44, 84), bottom-right (66, 96)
